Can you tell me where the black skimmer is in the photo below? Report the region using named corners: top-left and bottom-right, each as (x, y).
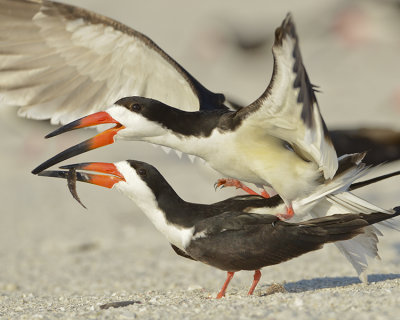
top-left (1, 2), bottom-right (397, 170)
top-left (37, 159), bottom-right (400, 298)
top-left (31, 13), bottom-right (339, 219)
top-left (2, 1), bottom-right (398, 212)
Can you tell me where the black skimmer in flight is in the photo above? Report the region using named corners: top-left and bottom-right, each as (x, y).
top-left (37, 159), bottom-right (400, 298)
top-left (31, 12), bottom-right (339, 219)
top-left (2, 1), bottom-right (398, 205)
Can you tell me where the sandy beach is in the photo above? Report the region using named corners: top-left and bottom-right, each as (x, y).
top-left (1, 0), bottom-right (400, 319)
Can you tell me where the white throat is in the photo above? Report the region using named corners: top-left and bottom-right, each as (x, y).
top-left (113, 161), bottom-right (194, 251)
top-left (107, 105), bottom-right (166, 140)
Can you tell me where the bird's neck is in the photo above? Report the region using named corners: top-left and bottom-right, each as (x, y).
top-left (131, 175), bottom-right (222, 231)
top-left (120, 178), bottom-right (196, 251)
top-left (143, 110), bottom-right (229, 156)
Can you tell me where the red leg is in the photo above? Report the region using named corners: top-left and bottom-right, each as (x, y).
top-left (277, 206), bottom-right (294, 220)
top-left (215, 179), bottom-right (270, 198)
top-left (260, 189), bottom-right (270, 198)
top-left (216, 271), bottom-right (235, 299)
top-left (247, 270), bottom-right (262, 295)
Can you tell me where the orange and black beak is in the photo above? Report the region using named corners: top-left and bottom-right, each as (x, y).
top-left (38, 162), bottom-right (125, 189)
top-left (32, 112), bottom-right (125, 174)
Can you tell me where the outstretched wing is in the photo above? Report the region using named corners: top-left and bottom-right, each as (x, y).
top-left (0, 0), bottom-right (226, 125)
top-left (237, 13), bottom-right (338, 179)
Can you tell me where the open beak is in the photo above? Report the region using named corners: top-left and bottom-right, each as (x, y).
top-left (38, 162), bottom-right (125, 189)
top-left (32, 112), bottom-right (125, 174)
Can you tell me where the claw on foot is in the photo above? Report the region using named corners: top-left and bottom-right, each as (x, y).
top-left (214, 178), bottom-right (270, 198)
top-left (260, 189), bottom-right (270, 198)
top-left (277, 206), bottom-right (294, 220)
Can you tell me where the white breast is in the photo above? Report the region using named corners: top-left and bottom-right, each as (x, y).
top-left (147, 125), bottom-right (319, 202)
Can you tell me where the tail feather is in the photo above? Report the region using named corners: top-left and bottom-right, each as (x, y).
top-left (302, 209), bottom-right (397, 226)
top-left (360, 207), bottom-right (400, 224)
top-left (289, 210), bottom-right (399, 275)
top-left (292, 152), bottom-right (398, 281)
top-left (335, 237), bottom-right (373, 283)
top-left (294, 153), bottom-right (399, 282)
top-left (326, 193), bottom-right (400, 231)
top-left (308, 207), bottom-right (400, 282)
top-left (294, 154), bottom-right (369, 211)
top-left (326, 192), bottom-right (392, 214)
top-left (300, 210), bottom-right (400, 236)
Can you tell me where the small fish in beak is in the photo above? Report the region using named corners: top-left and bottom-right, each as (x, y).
top-left (38, 162), bottom-right (126, 207)
top-left (67, 168), bottom-right (87, 209)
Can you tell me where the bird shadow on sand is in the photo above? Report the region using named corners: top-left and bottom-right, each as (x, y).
top-left (278, 273), bottom-right (400, 293)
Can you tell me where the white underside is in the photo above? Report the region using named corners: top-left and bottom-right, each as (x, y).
top-left (147, 126), bottom-right (320, 205)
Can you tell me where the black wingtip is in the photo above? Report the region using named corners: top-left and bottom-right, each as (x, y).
top-left (274, 13), bottom-right (295, 46)
top-left (282, 12), bottom-right (293, 27)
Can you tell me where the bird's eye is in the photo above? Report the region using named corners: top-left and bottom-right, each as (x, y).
top-left (137, 168), bottom-right (146, 176)
top-left (130, 103), bottom-right (141, 112)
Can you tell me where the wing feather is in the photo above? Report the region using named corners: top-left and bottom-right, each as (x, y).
top-left (0, 0), bottom-right (226, 125)
top-left (237, 13), bottom-right (338, 179)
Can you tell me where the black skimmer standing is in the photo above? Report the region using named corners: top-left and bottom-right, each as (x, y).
top-left (31, 13), bottom-right (339, 220)
top-left (37, 159), bottom-right (400, 298)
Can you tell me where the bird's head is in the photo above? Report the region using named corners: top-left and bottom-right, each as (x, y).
top-left (49, 96), bottom-right (169, 140)
top-left (104, 96), bottom-right (169, 139)
top-left (38, 160), bottom-right (162, 204)
top-left (32, 96), bottom-right (172, 174)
